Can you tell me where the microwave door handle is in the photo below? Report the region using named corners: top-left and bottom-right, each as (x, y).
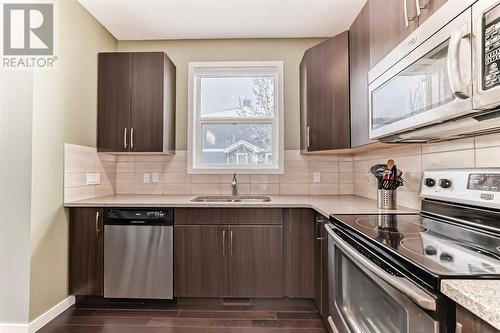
top-left (325, 225), bottom-right (437, 311)
top-left (447, 24), bottom-right (471, 99)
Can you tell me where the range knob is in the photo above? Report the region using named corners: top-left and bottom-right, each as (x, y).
top-left (439, 252), bottom-right (454, 263)
top-left (438, 179), bottom-right (452, 189)
top-left (424, 178), bottom-right (436, 187)
top-left (424, 245), bottom-right (437, 256)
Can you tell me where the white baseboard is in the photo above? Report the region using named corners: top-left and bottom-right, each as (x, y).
top-left (0, 295), bottom-right (75, 333)
top-left (29, 295), bottom-right (75, 332)
top-left (0, 324), bottom-right (28, 333)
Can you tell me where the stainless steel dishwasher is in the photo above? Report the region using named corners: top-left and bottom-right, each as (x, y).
top-left (104, 208), bottom-right (173, 299)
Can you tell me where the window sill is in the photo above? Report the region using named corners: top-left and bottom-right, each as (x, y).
top-left (188, 166), bottom-right (284, 175)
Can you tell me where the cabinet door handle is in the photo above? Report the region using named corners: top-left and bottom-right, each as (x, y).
top-left (95, 211), bottom-right (101, 236)
top-left (123, 128), bottom-right (128, 149)
top-left (315, 217), bottom-right (325, 224)
top-left (415, 0), bottom-right (421, 17)
top-left (403, 0), bottom-right (417, 28)
top-left (230, 230), bottom-right (233, 256)
top-left (130, 128), bottom-right (134, 149)
top-left (455, 323), bottom-right (463, 333)
top-left (306, 126), bottom-right (311, 148)
top-left (222, 230), bottom-right (226, 256)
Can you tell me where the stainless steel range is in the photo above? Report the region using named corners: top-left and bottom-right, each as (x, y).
top-left (326, 169), bottom-right (500, 333)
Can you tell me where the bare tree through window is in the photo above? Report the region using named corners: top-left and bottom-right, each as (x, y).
top-left (235, 77), bottom-right (274, 153)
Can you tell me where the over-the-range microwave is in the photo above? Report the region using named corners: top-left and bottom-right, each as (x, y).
top-left (368, 0), bottom-right (500, 143)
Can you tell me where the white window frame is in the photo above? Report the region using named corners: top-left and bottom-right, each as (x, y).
top-left (188, 61), bottom-right (284, 174)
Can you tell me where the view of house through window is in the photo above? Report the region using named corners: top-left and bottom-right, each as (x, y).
top-left (189, 62), bottom-right (283, 173)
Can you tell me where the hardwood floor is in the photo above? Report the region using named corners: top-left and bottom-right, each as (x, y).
top-left (39, 299), bottom-right (327, 333)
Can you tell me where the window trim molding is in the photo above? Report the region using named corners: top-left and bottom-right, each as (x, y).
top-left (187, 61), bottom-right (284, 175)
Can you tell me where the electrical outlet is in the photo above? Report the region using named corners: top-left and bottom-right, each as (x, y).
top-left (152, 172), bottom-right (160, 183)
top-left (86, 173), bottom-right (100, 185)
top-left (143, 173), bottom-right (151, 184)
top-left (313, 172), bottom-right (321, 183)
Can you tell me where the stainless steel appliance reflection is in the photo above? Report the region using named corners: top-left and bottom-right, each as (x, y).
top-left (326, 224), bottom-right (439, 333)
top-left (326, 168), bottom-right (500, 333)
top-left (104, 208), bottom-right (174, 299)
top-left (369, 0), bottom-right (500, 143)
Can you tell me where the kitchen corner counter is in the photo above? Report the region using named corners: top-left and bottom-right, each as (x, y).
top-left (64, 194), bottom-right (417, 217)
top-left (441, 279), bottom-right (500, 330)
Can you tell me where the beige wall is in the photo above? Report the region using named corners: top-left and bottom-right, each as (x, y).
top-left (117, 38), bottom-right (325, 150)
top-left (353, 133), bottom-right (500, 209)
top-left (29, 0), bottom-right (117, 320)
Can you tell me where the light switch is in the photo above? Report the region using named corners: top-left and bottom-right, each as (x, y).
top-left (313, 172), bottom-right (321, 183)
top-left (143, 173), bottom-right (151, 184)
top-left (152, 172), bottom-right (160, 183)
top-left (86, 173), bottom-right (100, 185)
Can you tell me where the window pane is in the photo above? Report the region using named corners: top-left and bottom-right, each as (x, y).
top-left (201, 123), bottom-right (272, 166)
top-left (200, 77), bottom-right (274, 118)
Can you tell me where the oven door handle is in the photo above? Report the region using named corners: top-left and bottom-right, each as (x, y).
top-left (447, 23), bottom-right (471, 99)
top-left (325, 224), bottom-right (437, 311)
top-left (327, 316), bottom-right (341, 333)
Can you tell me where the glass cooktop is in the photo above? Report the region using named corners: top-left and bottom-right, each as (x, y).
top-left (330, 214), bottom-right (500, 278)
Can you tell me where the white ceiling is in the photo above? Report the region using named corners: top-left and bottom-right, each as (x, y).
top-left (78, 0), bottom-right (366, 40)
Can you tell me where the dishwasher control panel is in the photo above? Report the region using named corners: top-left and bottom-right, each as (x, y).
top-left (105, 208), bottom-right (174, 225)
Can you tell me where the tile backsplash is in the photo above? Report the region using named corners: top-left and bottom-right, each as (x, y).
top-left (63, 145), bottom-right (353, 203)
top-left (64, 144), bottom-right (116, 202)
top-left (65, 132), bottom-right (500, 206)
top-left (354, 133), bottom-right (500, 209)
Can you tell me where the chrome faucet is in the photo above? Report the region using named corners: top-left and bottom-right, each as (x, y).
top-left (231, 173), bottom-right (238, 196)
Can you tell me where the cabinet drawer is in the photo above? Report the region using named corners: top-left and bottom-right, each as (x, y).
top-left (175, 208), bottom-right (283, 225)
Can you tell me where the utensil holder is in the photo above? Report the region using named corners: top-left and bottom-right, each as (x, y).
top-left (377, 189), bottom-right (397, 209)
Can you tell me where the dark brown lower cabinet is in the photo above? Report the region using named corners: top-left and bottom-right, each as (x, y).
top-left (229, 226), bottom-right (283, 298)
top-left (175, 208), bottom-right (283, 225)
top-left (456, 304), bottom-right (499, 333)
top-left (284, 209), bottom-right (315, 298)
top-left (69, 208), bottom-right (104, 296)
top-left (68, 207), bottom-right (320, 307)
top-left (174, 225), bottom-right (228, 297)
top-left (314, 214), bottom-right (329, 318)
top-left (174, 219), bottom-right (283, 298)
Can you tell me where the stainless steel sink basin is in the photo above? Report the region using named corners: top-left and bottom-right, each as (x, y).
top-left (191, 195), bottom-right (271, 203)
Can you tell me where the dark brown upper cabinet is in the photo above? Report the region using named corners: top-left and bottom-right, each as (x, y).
top-left (369, 0), bottom-right (418, 67)
top-left (418, 0), bottom-right (448, 25)
top-left (69, 208), bottom-right (104, 296)
top-left (369, 0), bottom-right (447, 68)
top-left (300, 31), bottom-right (350, 153)
top-left (97, 52), bottom-right (176, 153)
top-left (350, 2), bottom-right (374, 148)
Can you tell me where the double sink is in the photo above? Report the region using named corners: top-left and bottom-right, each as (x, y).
top-left (191, 195), bottom-right (272, 203)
